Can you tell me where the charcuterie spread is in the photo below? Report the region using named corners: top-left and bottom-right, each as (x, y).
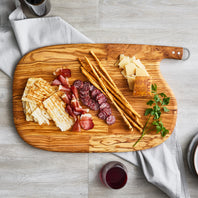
top-left (13, 44), bottom-right (180, 152)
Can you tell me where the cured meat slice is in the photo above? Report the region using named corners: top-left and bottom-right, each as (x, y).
top-left (61, 93), bottom-right (70, 104)
top-left (106, 115), bottom-right (116, 125)
top-left (91, 89), bottom-right (101, 99)
top-left (73, 80), bottom-right (83, 89)
top-left (53, 68), bottom-right (71, 78)
top-left (99, 102), bottom-right (110, 111)
top-left (65, 104), bottom-right (76, 120)
top-left (96, 94), bottom-right (107, 105)
top-left (58, 75), bottom-right (69, 87)
top-left (101, 107), bottom-right (111, 117)
top-left (71, 85), bottom-right (79, 100)
top-left (51, 79), bottom-right (61, 86)
top-left (90, 84), bottom-right (96, 92)
top-left (71, 94), bottom-right (81, 109)
top-left (73, 110), bottom-right (82, 116)
top-left (72, 118), bottom-right (81, 132)
top-left (80, 97), bottom-right (90, 106)
top-left (80, 114), bottom-right (94, 130)
top-left (88, 99), bottom-right (99, 111)
top-left (79, 89), bottom-right (89, 96)
top-left (74, 107), bottom-right (89, 114)
top-left (80, 93), bottom-right (90, 99)
top-left (98, 111), bottom-right (107, 120)
top-left (59, 85), bottom-right (71, 93)
top-left (81, 81), bottom-right (91, 91)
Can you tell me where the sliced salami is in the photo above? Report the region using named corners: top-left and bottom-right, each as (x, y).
top-left (97, 94), bottom-right (107, 105)
top-left (81, 97), bottom-right (90, 106)
top-left (91, 89), bottom-right (101, 99)
top-left (73, 80), bottom-right (83, 89)
top-left (106, 115), bottom-right (116, 125)
top-left (81, 81), bottom-right (91, 91)
top-left (90, 84), bottom-right (96, 92)
top-left (98, 111), bottom-right (108, 120)
top-left (79, 89), bottom-right (89, 96)
top-left (88, 99), bottom-right (100, 111)
top-left (101, 107), bottom-right (111, 117)
top-left (99, 102), bottom-right (110, 111)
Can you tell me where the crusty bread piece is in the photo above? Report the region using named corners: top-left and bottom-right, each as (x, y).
top-left (133, 76), bottom-right (152, 97)
top-left (43, 92), bottom-right (74, 131)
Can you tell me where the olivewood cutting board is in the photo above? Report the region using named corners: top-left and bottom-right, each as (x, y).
top-left (13, 44), bottom-right (182, 152)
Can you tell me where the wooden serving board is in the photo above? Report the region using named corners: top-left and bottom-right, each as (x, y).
top-left (13, 44), bottom-right (182, 152)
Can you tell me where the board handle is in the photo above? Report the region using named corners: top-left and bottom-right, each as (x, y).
top-left (160, 46), bottom-right (190, 60)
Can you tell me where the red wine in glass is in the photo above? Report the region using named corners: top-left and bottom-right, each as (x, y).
top-left (99, 161), bottom-right (127, 189)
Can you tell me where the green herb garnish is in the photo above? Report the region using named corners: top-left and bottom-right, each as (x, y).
top-left (133, 84), bottom-right (170, 147)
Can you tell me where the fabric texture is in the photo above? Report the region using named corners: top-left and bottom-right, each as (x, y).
top-left (0, 1), bottom-right (190, 197)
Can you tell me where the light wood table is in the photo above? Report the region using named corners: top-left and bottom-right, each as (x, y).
top-left (1, 0), bottom-right (198, 197)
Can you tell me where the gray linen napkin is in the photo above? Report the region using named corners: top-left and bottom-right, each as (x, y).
top-left (0, 1), bottom-right (190, 198)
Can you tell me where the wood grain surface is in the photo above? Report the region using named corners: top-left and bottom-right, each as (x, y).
top-left (13, 44), bottom-right (183, 152)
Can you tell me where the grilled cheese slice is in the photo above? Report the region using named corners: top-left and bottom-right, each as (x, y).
top-left (22, 78), bottom-right (41, 121)
top-left (23, 78), bottom-right (57, 103)
top-left (43, 93), bottom-right (74, 131)
top-left (22, 78), bottom-right (53, 123)
top-left (32, 107), bottom-right (50, 125)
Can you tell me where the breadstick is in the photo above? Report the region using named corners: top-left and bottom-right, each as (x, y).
top-left (90, 50), bottom-right (117, 88)
top-left (124, 113), bottom-right (142, 132)
top-left (81, 65), bottom-right (143, 131)
top-left (89, 52), bottom-right (140, 118)
top-left (84, 56), bottom-right (133, 131)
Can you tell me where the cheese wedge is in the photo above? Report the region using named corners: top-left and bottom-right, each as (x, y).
top-left (127, 76), bottom-right (136, 90)
top-left (124, 63), bottom-right (136, 76)
top-left (118, 56), bottom-right (130, 69)
top-left (136, 67), bottom-right (149, 76)
top-left (133, 58), bottom-right (145, 69)
top-left (43, 93), bottom-right (74, 131)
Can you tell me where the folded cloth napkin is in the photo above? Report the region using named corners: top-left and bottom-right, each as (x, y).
top-left (0, 1), bottom-right (190, 197)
